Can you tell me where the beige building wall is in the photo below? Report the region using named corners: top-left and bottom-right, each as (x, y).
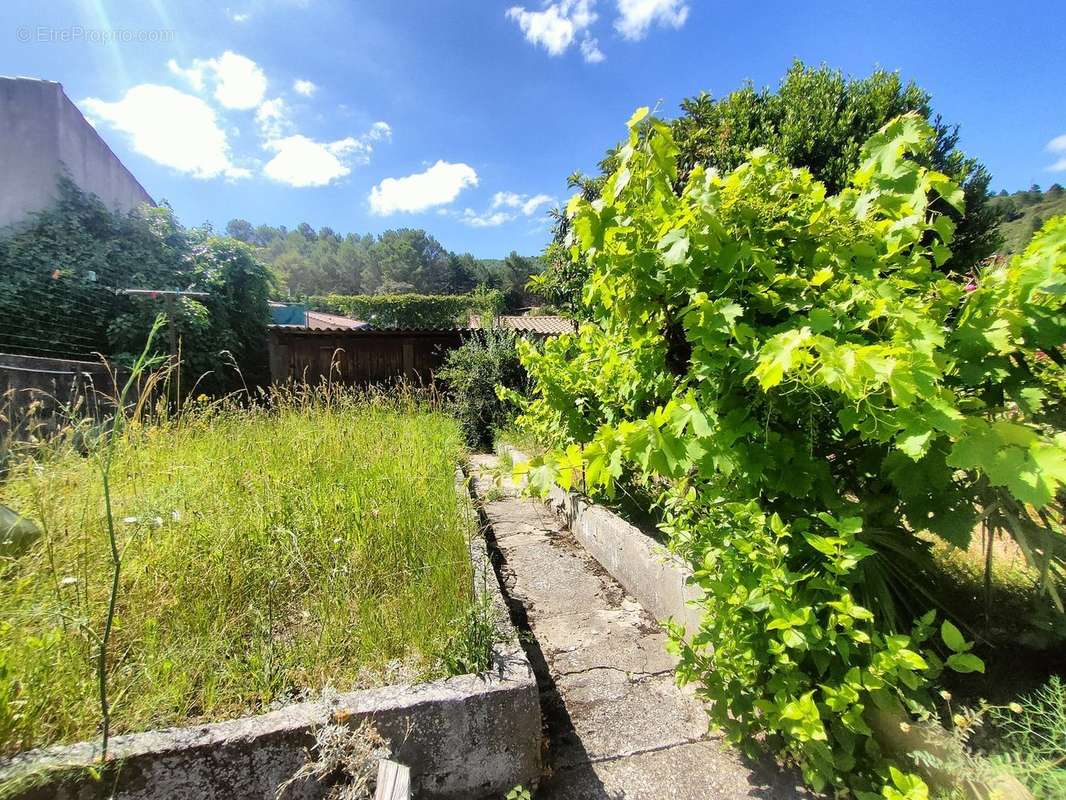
top-left (0, 76), bottom-right (153, 229)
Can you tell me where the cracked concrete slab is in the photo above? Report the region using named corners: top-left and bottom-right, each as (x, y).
top-left (470, 455), bottom-right (805, 800)
top-left (535, 606), bottom-right (676, 677)
top-left (540, 740), bottom-right (805, 799)
top-left (547, 670), bottom-right (708, 766)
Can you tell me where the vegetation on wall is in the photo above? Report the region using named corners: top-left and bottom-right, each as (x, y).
top-left (537, 61), bottom-right (1002, 312)
top-left (0, 179), bottom-right (272, 394)
top-left (508, 108), bottom-right (1065, 795)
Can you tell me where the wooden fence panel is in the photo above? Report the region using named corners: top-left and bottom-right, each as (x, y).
top-left (268, 329), bottom-right (465, 386)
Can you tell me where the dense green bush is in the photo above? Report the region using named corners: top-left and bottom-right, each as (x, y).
top-left (0, 179), bottom-right (272, 394)
top-left (439, 327), bottom-right (526, 448)
top-left (508, 109), bottom-right (1065, 795)
top-left (307, 288), bottom-right (503, 329)
top-left (107, 238), bottom-right (273, 393)
top-left (537, 62), bottom-right (1001, 312)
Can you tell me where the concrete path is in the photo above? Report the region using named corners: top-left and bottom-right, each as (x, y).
top-left (469, 455), bottom-right (804, 800)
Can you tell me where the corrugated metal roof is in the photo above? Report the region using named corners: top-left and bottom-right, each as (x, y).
top-left (269, 325), bottom-right (467, 335)
top-left (305, 310), bottom-right (368, 330)
top-left (470, 315), bottom-right (576, 335)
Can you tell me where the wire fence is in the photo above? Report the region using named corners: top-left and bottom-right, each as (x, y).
top-left (0, 279), bottom-right (117, 360)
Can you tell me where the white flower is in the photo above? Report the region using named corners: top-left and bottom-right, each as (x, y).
top-left (60, 576), bottom-right (78, 587)
top-left (123, 516), bottom-right (140, 525)
top-left (171, 510), bottom-right (181, 522)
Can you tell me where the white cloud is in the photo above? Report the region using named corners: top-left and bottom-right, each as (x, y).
top-left (168, 51), bottom-right (267, 110)
top-left (166, 59), bottom-right (206, 91)
top-left (369, 161), bottom-right (479, 215)
top-left (521, 193), bottom-right (554, 215)
top-left (255, 97), bottom-right (291, 138)
top-left (506, 0), bottom-right (597, 56)
top-left (614, 0), bottom-right (689, 40)
top-left (462, 209), bottom-right (513, 228)
top-left (263, 136), bottom-right (354, 187)
top-left (491, 191), bottom-right (523, 209)
top-left (80, 84), bottom-right (249, 180)
top-left (293, 79), bottom-right (317, 97)
top-left (490, 191), bottom-right (553, 214)
top-left (1048, 134), bottom-right (1066, 172)
top-left (580, 36), bottom-right (605, 63)
top-left (227, 9), bottom-right (251, 22)
top-left (365, 121), bottom-right (392, 141)
top-left (262, 122), bottom-right (391, 187)
top-left (461, 191), bottom-right (555, 227)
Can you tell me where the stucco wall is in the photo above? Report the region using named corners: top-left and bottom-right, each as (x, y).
top-left (0, 76), bottom-right (153, 229)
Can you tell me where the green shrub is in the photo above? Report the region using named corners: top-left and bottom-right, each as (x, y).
top-left (509, 109), bottom-right (1065, 795)
top-left (439, 328), bottom-right (526, 449)
top-left (0, 178), bottom-right (272, 394)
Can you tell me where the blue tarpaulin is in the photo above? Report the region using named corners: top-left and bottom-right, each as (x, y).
top-left (270, 303), bottom-right (306, 325)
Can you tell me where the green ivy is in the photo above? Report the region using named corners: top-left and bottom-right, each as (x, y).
top-left (0, 178), bottom-right (272, 395)
top-left (510, 109), bottom-right (1065, 795)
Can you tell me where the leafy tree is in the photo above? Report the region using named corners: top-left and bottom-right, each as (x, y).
top-left (443, 253), bottom-right (479, 294)
top-left (509, 110), bottom-right (1065, 795)
top-left (233, 218), bottom-right (543, 306)
top-left (308, 291), bottom-right (503, 328)
top-left (538, 62), bottom-right (1002, 309)
top-left (501, 251), bottom-right (541, 307)
top-left (225, 218), bottom-right (255, 243)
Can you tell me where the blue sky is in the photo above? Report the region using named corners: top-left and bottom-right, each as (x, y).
top-left (3, 0), bottom-right (1065, 257)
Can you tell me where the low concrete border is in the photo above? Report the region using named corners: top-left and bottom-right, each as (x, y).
top-left (542, 483), bottom-right (705, 637)
top-left (498, 446), bottom-right (702, 634)
top-left (0, 471), bottom-right (541, 800)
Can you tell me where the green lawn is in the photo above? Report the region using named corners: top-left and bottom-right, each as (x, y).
top-left (0, 392), bottom-right (475, 755)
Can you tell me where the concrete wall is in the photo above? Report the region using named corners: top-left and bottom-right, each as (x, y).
top-left (0, 352), bottom-right (119, 457)
top-left (0, 77), bottom-right (153, 229)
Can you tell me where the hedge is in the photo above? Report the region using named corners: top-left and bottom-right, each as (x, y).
top-left (306, 291), bottom-right (504, 329)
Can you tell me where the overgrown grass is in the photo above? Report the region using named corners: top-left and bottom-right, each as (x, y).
top-left (929, 532), bottom-right (1066, 706)
top-left (0, 387), bottom-right (476, 755)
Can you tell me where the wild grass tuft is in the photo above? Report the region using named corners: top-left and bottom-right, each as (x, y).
top-left (0, 384), bottom-right (476, 756)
